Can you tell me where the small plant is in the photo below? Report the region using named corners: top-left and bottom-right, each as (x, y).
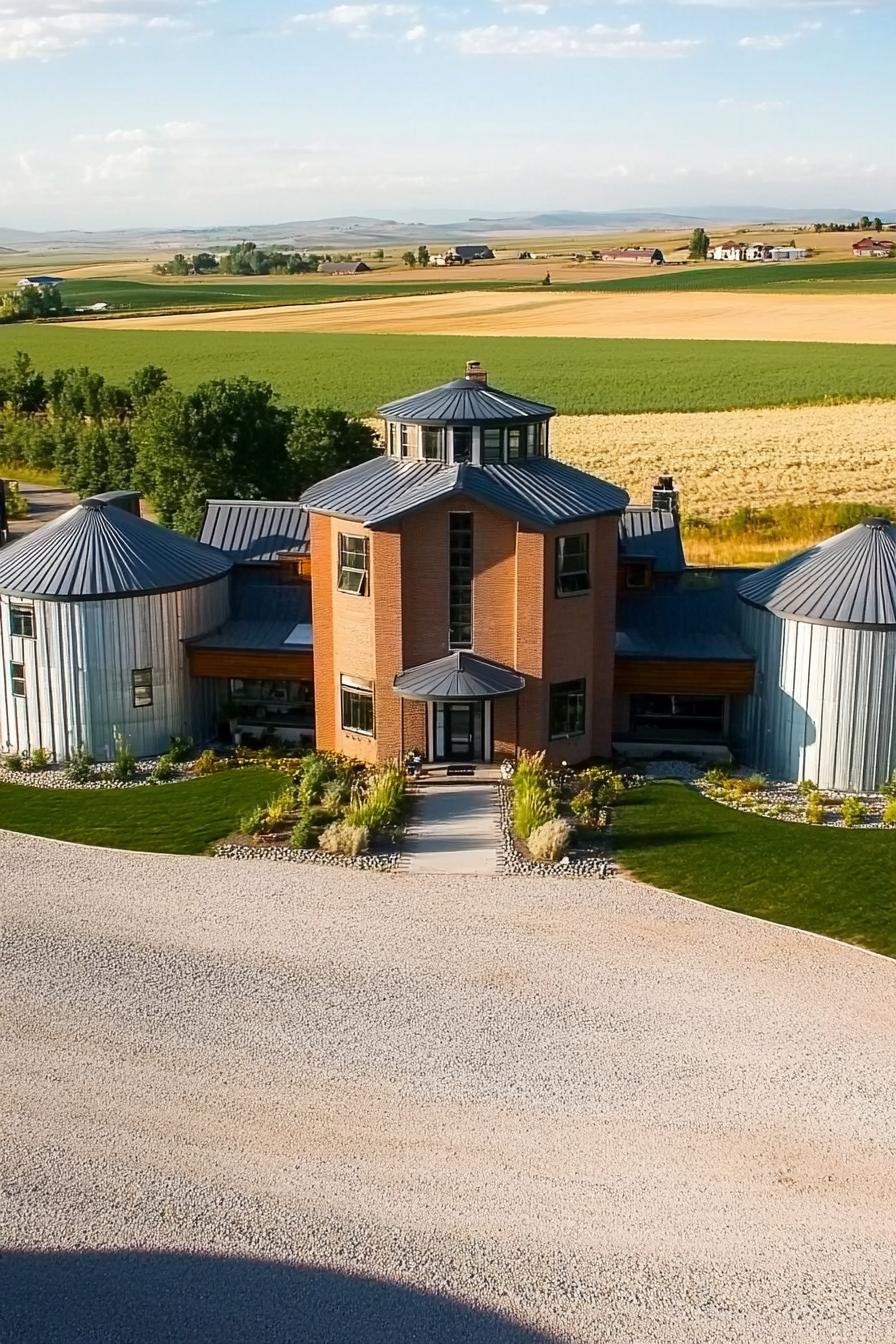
top-left (797, 778), bottom-right (818, 797)
top-left (318, 820), bottom-right (370, 857)
top-left (511, 774), bottom-right (556, 840)
top-left (193, 748), bottom-right (229, 776)
top-left (526, 817), bottom-right (572, 863)
top-left (321, 778), bottom-right (351, 812)
top-left (3, 750), bottom-right (23, 772)
top-left (840, 796), bottom-right (866, 828)
top-left (264, 788), bottom-right (297, 829)
top-left (167, 735), bottom-right (194, 764)
top-left (881, 773), bottom-right (896, 801)
top-left (298, 752), bottom-right (334, 808)
top-left (290, 814), bottom-right (318, 850)
top-left (804, 791), bottom-right (825, 825)
top-left (240, 805), bottom-right (269, 837)
top-left (702, 765), bottom-right (733, 788)
top-left (882, 798), bottom-right (896, 828)
top-left (65, 747), bottom-right (94, 784)
top-left (111, 731), bottom-right (137, 782)
top-left (346, 763), bottom-right (406, 833)
top-left (29, 746), bottom-right (52, 770)
top-left (151, 753), bottom-right (177, 783)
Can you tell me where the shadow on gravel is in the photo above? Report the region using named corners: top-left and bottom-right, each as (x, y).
top-left (0, 1249), bottom-right (559, 1344)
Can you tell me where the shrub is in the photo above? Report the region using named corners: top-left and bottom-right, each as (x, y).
top-left (797, 778), bottom-right (818, 797)
top-left (167, 735), bottom-right (194, 764)
top-left (318, 820), bottom-right (369, 857)
top-left (150, 753), bottom-right (178, 783)
top-left (346, 763), bottom-right (406, 833)
top-left (111, 732), bottom-right (137, 782)
top-left (29, 746), bottom-right (52, 770)
top-left (805, 791), bottom-right (825, 825)
top-left (840, 796), bottom-right (866, 828)
top-left (65, 747), bottom-right (94, 784)
top-left (882, 798), bottom-right (896, 828)
top-left (321, 778), bottom-right (351, 812)
top-left (264, 788), bottom-right (297, 829)
top-left (298, 752), bottom-right (334, 807)
top-left (290, 814), bottom-right (318, 849)
top-left (240, 805), bottom-right (269, 837)
top-left (880, 773), bottom-right (896, 801)
top-left (193, 748), bottom-right (229, 776)
top-left (526, 817), bottom-right (572, 863)
top-left (512, 774), bottom-right (556, 840)
top-left (3, 750), bottom-right (23, 772)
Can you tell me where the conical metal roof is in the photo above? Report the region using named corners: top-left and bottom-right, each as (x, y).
top-left (737, 517), bottom-right (896, 629)
top-left (378, 376), bottom-right (555, 425)
top-left (394, 651), bottom-right (525, 701)
top-left (0, 497), bottom-right (233, 601)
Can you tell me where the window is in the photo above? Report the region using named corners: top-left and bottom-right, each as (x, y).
top-left (630, 695), bottom-right (726, 741)
top-left (556, 534), bottom-right (590, 596)
top-left (10, 661), bottom-right (25, 698)
top-left (132, 667), bottom-right (153, 708)
top-left (421, 426), bottom-right (443, 461)
top-left (526, 424), bottom-right (538, 457)
top-left (229, 679), bottom-right (314, 729)
top-left (482, 428), bottom-right (503, 465)
top-left (338, 533), bottom-right (369, 595)
top-left (399, 424), bottom-right (411, 458)
top-left (625, 562), bottom-right (651, 590)
top-left (9, 605), bottom-right (34, 639)
top-left (341, 676), bottom-right (375, 736)
top-left (449, 512), bottom-right (473, 649)
top-left (550, 680), bottom-right (586, 739)
top-left (388, 423), bottom-right (398, 456)
top-left (507, 427), bottom-right (524, 460)
top-left (538, 422), bottom-right (548, 457)
top-left (452, 426), bottom-right (472, 463)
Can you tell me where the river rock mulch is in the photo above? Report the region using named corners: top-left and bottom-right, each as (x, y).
top-left (696, 772), bottom-right (891, 829)
top-left (497, 784), bottom-right (617, 878)
top-left (213, 840), bottom-right (401, 872)
top-left (0, 758), bottom-right (195, 791)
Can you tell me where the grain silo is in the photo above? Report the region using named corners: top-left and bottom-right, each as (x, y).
top-left (737, 518), bottom-right (896, 792)
top-left (0, 494), bottom-right (232, 762)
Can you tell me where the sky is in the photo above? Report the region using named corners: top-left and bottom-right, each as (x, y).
top-left (1, 0), bottom-right (895, 229)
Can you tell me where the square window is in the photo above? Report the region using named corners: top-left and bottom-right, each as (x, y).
top-left (550, 679), bottom-right (586, 739)
top-left (9, 605), bottom-right (34, 639)
top-left (132, 667), bottom-right (153, 708)
top-left (10, 661), bottom-right (25, 698)
top-left (625, 562), bottom-right (651, 590)
top-left (338, 533), bottom-right (369, 596)
top-left (556, 534), bottom-right (590, 596)
top-left (341, 676), bottom-right (375, 736)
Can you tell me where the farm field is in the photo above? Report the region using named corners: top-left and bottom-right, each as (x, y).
top-left (96, 287), bottom-right (896, 344)
top-left (4, 327), bottom-right (896, 414)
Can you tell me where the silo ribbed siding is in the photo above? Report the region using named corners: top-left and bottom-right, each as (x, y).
top-left (738, 603), bottom-right (896, 792)
top-left (0, 578), bottom-right (230, 762)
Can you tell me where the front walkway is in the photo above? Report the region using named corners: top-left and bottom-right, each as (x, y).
top-left (403, 783), bottom-right (500, 875)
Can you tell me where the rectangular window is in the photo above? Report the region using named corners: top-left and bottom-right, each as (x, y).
top-left (556, 534), bottom-right (590, 596)
top-left (9, 605), bottom-right (34, 639)
top-left (400, 424), bottom-right (411, 458)
top-left (482, 428), bottom-right (503, 465)
top-left (630, 694), bottom-right (726, 741)
top-left (550, 679), bottom-right (586, 739)
top-left (338, 533), bottom-right (369, 596)
top-left (538, 422), bottom-right (548, 456)
top-left (507, 427), bottom-right (524, 460)
top-left (132, 667), bottom-right (153, 708)
top-left (421, 426), bottom-right (443, 461)
top-left (449, 512), bottom-right (474, 649)
top-left (388, 423), bottom-right (398, 456)
top-left (341, 676), bottom-right (375, 736)
top-left (526, 424), bottom-right (538, 456)
top-left (10, 661), bottom-right (25, 698)
top-left (452, 426), bottom-right (472, 463)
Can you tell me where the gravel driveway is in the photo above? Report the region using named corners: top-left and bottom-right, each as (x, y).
top-left (2, 831), bottom-right (895, 1344)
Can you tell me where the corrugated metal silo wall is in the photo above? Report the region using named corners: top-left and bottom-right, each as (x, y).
top-left (0, 577), bottom-right (230, 762)
top-left (737, 601), bottom-right (896, 791)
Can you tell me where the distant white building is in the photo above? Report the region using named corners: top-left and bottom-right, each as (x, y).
top-left (768, 246), bottom-right (809, 261)
top-left (17, 275), bottom-right (64, 288)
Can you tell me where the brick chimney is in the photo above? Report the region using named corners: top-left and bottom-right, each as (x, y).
top-left (465, 360), bottom-right (488, 385)
top-left (652, 475), bottom-right (680, 515)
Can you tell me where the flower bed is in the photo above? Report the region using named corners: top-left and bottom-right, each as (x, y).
top-left (696, 766), bottom-right (896, 830)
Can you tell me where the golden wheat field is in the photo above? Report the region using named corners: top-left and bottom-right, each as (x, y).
top-left (550, 401), bottom-right (896, 517)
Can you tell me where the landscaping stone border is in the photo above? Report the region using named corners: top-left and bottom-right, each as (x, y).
top-left (0, 758), bottom-right (195, 791)
top-left (496, 784), bottom-right (616, 878)
top-left (214, 841), bottom-right (401, 872)
top-left (695, 770), bottom-right (890, 829)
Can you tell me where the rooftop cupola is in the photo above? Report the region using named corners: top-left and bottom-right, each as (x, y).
top-left (378, 361), bottom-right (556, 468)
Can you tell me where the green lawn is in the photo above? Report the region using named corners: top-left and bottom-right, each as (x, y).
top-left (614, 781), bottom-right (896, 956)
top-left (0, 768), bottom-right (282, 854)
top-left (4, 328), bottom-right (896, 415)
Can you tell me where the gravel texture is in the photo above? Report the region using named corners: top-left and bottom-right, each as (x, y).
top-left (2, 831), bottom-right (896, 1343)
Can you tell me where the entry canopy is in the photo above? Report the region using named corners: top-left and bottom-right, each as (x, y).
top-left (394, 651), bottom-right (525, 701)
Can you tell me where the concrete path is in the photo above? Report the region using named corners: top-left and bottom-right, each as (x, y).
top-left (403, 782), bottom-right (500, 875)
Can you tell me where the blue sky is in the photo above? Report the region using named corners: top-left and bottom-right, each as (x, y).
top-left (2, 1), bottom-right (894, 228)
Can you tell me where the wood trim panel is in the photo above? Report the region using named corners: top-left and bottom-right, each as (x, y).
top-left (615, 658), bottom-right (755, 695)
top-left (188, 647), bottom-right (314, 681)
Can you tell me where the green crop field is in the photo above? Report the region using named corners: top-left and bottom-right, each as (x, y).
top-left (2, 327), bottom-right (896, 415)
top-left (577, 258), bottom-right (896, 294)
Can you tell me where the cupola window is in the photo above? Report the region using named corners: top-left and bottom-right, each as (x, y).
top-left (421, 426), bottom-right (444, 461)
top-left (452, 427), bottom-right (472, 463)
top-left (507, 427), bottom-right (524, 460)
top-left (482, 428), bottom-right (503, 465)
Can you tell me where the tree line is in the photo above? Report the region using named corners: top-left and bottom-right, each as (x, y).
top-left (152, 240), bottom-right (381, 276)
top-left (0, 354), bottom-right (378, 535)
top-left (0, 284), bottom-right (64, 324)
top-left (812, 216), bottom-right (888, 233)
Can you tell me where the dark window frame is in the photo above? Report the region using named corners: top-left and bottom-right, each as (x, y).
top-left (9, 604), bottom-right (35, 639)
top-left (507, 426), bottom-right (525, 460)
top-left (132, 667), bottom-right (153, 709)
top-left (10, 660), bottom-right (25, 698)
top-left (550, 679), bottom-right (587, 740)
top-left (482, 427), bottom-right (503, 465)
top-left (452, 426), bottom-right (473, 463)
top-left (556, 534), bottom-right (590, 596)
top-left (338, 532), bottom-right (369, 596)
top-left (340, 677), bottom-right (375, 737)
top-left (448, 511), bottom-right (474, 650)
top-left (630, 693), bottom-right (726, 741)
top-left (625, 561), bottom-right (651, 590)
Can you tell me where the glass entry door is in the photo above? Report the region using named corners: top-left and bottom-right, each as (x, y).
top-left (435, 701), bottom-right (484, 761)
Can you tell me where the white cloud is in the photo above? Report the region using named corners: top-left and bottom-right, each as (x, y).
top-left (496, 2), bottom-right (550, 13)
top-left (738, 19), bottom-right (821, 44)
top-left (404, 21), bottom-right (425, 39)
top-left (454, 22), bottom-right (701, 57)
top-left (0, 2), bottom-right (201, 60)
top-left (290, 3), bottom-right (416, 36)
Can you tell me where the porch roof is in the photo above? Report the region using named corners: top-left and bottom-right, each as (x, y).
top-left (394, 651), bottom-right (525, 701)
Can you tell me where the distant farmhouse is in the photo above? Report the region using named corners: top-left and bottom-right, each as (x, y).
top-left (318, 261), bottom-right (371, 275)
top-left (708, 242), bottom-right (808, 262)
top-left (852, 237), bottom-right (895, 257)
top-left (432, 245), bottom-right (496, 267)
top-left (17, 275), bottom-right (64, 288)
top-left (593, 247), bottom-right (664, 265)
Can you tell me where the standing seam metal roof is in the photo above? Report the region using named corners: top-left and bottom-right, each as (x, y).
top-left (300, 456), bottom-right (628, 528)
top-left (0, 499), bottom-right (233, 601)
top-left (394, 651), bottom-right (525, 700)
top-left (199, 500), bottom-right (310, 563)
top-left (619, 508), bottom-right (686, 573)
top-left (377, 377), bottom-right (555, 425)
top-left (737, 518), bottom-right (896, 629)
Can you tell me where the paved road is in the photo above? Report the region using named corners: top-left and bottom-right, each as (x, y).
top-left (404, 783), bottom-right (500, 875)
top-left (2, 830), bottom-right (895, 1343)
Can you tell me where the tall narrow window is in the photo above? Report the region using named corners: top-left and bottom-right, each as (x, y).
top-left (421, 426), bottom-right (443, 461)
top-left (10, 661), bottom-right (25, 698)
top-left (388, 423), bottom-right (398, 456)
top-left (482, 428), bottom-right (503, 465)
top-left (556, 534), bottom-right (590, 595)
top-left (132, 667), bottom-right (153, 708)
top-left (449, 512), bottom-right (473, 649)
top-left (338, 533), bottom-right (369, 595)
top-left (507, 427), bottom-right (524, 460)
top-left (453, 426), bottom-right (472, 463)
top-left (341, 676), bottom-right (375, 736)
top-left (400, 424), bottom-right (411, 458)
top-left (526, 424), bottom-right (538, 457)
top-left (550, 680), bottom-right (586, 739)
top-left (9, 605), bottom-right (35, 638)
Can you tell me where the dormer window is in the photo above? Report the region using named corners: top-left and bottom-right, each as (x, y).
top-left (421, 426), bottom-right (444, 461)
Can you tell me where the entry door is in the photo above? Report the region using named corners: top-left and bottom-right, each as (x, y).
top-left (445, 702), bottom-right (476, 760)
